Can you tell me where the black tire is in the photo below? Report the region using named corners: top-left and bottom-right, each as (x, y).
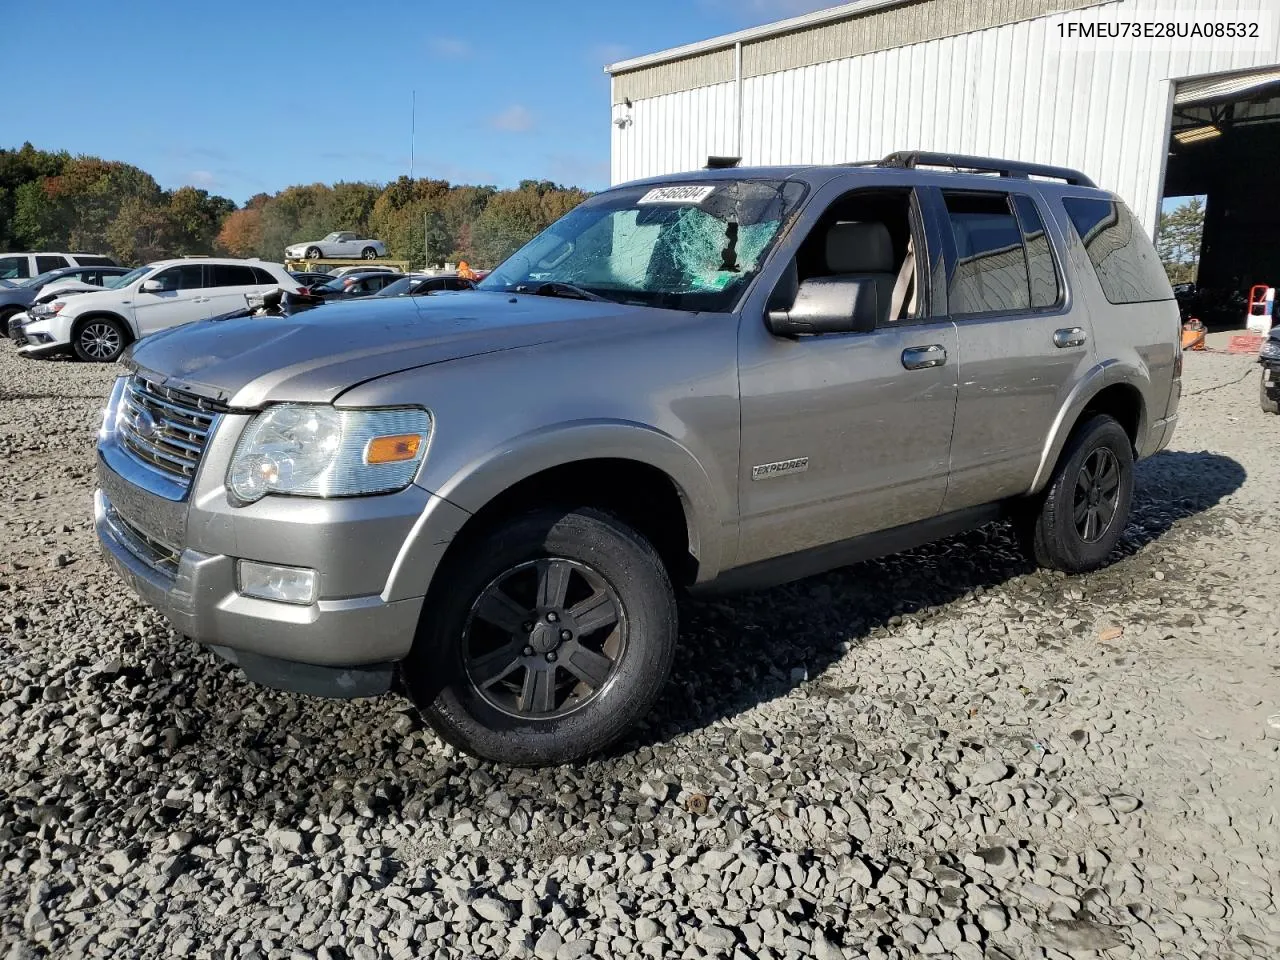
top-left (361, 246), bottom-right (378, 260)
top-left (306, 246), bottom-right (322, 260)
top-left (404, 507), bottom-right (677, 766)
top-left (72, 316), bottom-right (128, 363)
top-left (1261, 371), bottom-right (1280, 415)
top-left (1018, 414), bottom-right (1134, 574)
top-left (0, 307), bottom-right (18, 339)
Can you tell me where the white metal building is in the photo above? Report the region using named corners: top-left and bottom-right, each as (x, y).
top-left (605, 0), bottom-right (1280, 244)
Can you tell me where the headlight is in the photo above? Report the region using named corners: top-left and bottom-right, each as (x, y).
top-left (227, 404), bottom-right (431, 504)
top-left (1260, 339), bottom-right (1280, 361)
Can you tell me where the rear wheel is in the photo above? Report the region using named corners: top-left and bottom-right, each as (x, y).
top-left (1261, 371), bottom-right (1279, 415)
top-left (404, 507), bottom-right (677, 766)
top-left (1017, 415), bottom-right (1134, 573)
top-left (73, 317), bottom-right (127, 363)
top-left (362, 246), bottom-right (378, 260)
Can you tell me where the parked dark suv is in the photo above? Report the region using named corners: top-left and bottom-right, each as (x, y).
top-left (94, 153), bottom-right (1180, 765)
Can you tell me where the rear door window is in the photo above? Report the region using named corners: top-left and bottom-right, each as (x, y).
top-left (209, 264), bottom-right (260, 287)
top-left (1061, 197), bottom-right (1173, 304)
top-left (1011, 195), bottom-right (1062, 309)
top-left (0, 257), bottom-right (28, 280)
top-left (73, 255), bottom-right (115, 266)
top-left (36, 255), bottom-right (69, 273)
top-left (942, 193), bottom-right (1031, 316)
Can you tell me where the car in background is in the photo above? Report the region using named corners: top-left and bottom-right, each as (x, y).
top-left (285, 233), bottom-right (386, 261)
top-left (327, 264), bottom-right (395, 279)
top-left (1, 265), bottom-right (133, 337)
top-left (312, 271), bottom-right (405, 299)
top-left (0, 251), bottom-right (117, 282)
top-left (16, 258), bottom-right (298, 362)
top-left (1260, 323), bottom-right (1280, 414)
top-left (289, 271), bottom-right (335, 292)
top-left (371, 274), bottom-right (477, 297)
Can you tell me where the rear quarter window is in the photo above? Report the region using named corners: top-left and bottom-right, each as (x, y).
top-left (1062, 197), bottom-right (1172, 304)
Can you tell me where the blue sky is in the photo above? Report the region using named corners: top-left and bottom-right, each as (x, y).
top-left (2, 0), bottom-right (832, 204)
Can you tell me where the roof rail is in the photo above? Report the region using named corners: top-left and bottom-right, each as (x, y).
top-left (876, 151), bottom-right (1096, 187)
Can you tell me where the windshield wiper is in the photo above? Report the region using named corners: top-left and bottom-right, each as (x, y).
top-left (514, 281), bottom-right (613, 303)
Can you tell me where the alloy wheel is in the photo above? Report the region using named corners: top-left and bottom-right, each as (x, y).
top-left (79, 322), bottom-right (121, 361)
top-left (462, 557), bottom-right (626, 719)
top-left (1073, 447), bottom-right (1121, 543)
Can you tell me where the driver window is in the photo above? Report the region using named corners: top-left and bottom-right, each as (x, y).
top-left (776, 188), bottom-right (924, 325)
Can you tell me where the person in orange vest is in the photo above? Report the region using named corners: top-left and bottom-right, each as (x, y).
top-left (456, 260), bottom-right (478, 281)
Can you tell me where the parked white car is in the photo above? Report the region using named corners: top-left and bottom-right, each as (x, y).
top-left (16, 258), bottom-right (297, 362)
top-left (0, 251), bottom-right (117, 282)
top-left (284, 233), bottom-right (386, 261)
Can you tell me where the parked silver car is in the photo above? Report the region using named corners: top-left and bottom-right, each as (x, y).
top-left (94, 153), bottom-right (1180, 765)
top-left (284, 233), bottom-right (386, 261)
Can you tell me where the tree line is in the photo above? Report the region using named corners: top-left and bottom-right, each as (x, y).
top-left (1, 143), bottom-right (590, 269)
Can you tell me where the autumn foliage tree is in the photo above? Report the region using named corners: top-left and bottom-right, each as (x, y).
top-left (216, 208), bottom-right (263, 257)
top-left (4, 142), bottom-right (591, 268)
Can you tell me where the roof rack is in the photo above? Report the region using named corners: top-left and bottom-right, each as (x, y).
top-left (875, 151), bottom-right (1096, 187)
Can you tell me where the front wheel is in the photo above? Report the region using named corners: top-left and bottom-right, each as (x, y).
top-left (361, 246), bottom-right (378, 260)
top-left (1261, 370), bottom-right (1279, 415)
top-left (305, 246), bottom-right (322, 260)
top-left (404, 508), bottom-right (677, 766)
top-left (73, 317), bottom-right (127, 363)
top-left (1017, 414), bottom-right (1134, 573)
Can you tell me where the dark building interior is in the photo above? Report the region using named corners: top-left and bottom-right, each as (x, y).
top-left (1162, 76), bottom-right (1280, 329)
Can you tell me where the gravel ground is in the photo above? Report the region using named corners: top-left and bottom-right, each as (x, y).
top-left (0, 347), bottom-right (1277, 960)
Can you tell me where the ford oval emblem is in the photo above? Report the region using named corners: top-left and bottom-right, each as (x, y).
top-left (134, 409), bottom-right (158, 440)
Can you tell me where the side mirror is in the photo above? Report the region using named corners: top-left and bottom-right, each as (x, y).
top-left (767, 277), bottom-right (880, 337)
top-left (139, 279), bottom-right (163, 293)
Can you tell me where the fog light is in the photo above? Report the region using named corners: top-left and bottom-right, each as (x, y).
top-left (237, 561), bottom-right (317, 605)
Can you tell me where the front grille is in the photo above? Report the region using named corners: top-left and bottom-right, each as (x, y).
top-left (103, 502), bottom-right (181, 577)
top-left (117, 376), bottom-right (224, 490)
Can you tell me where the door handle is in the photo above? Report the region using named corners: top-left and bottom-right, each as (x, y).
top-left (1053, 327), bottom-right (1087, 348)
top-left (902, 344), bottom-right (947, 370)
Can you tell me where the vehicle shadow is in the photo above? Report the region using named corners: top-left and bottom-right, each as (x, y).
top-left (613, 449), bottom-right (1246, 754)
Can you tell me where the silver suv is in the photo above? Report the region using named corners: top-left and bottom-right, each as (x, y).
top-left (94, 153), bottom-right (1181, 766)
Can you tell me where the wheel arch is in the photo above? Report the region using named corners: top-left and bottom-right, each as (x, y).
top-left (385, 422), bottom-right (730, 606)
top-left (1029, 363), bottom-right (1148, 495)
top-left (71, 310), bottom-right (136, 345)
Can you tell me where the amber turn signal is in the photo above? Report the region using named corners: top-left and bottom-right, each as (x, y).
top-left (365, 434), bottom-right (423, 464)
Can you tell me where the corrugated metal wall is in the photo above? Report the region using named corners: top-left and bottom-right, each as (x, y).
top-left (610, 0), bottom-right (1280, 232)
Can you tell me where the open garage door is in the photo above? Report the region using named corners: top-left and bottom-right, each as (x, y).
top-left (1161, 67), bottom-right (1280, 329)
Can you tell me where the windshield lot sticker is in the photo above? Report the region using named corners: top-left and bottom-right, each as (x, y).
top-left (638, 185), bottom-right (717, 205)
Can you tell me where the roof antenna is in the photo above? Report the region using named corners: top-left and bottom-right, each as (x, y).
top-left (705, 156), bottom-right (741, 169)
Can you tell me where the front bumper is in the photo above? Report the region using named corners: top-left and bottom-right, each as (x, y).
top-left (16, 316), bottom-right (71, 357)
top-left (94, 419), bottom-right (471, 697)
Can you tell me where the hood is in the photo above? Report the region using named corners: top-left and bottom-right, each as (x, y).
top-left (0, 286), bottom-right (34, 307)
top-left (127, 291), bottom-right (666, 408)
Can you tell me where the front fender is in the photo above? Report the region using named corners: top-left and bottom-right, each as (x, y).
top-left (1028, 359), bottom-right (1150, 494)
top-left (425, 420), bottom-right (727, 583)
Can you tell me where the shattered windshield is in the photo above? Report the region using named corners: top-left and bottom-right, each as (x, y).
top-left (479, 179), bottom-right (807, 312)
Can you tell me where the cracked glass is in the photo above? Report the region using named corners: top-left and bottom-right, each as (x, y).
top-left (479, 179), bottom-right (807, 312)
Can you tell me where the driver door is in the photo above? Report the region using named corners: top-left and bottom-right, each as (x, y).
top-left (336, 233), bottom-right (358, 257)
top-left (735, 180), bottom-right (959, 566)
top-left (130, 264), bottom-right (210, 336)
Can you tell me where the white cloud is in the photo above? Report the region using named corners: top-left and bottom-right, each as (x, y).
top-left (589, 42), bottom-right (630, 67)
top-left (490, 105), bottom-right (535, 133)
top-left (187, 170), bottom-right (219, 188)
top-left (428, 36), bottom-right (472, 59)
